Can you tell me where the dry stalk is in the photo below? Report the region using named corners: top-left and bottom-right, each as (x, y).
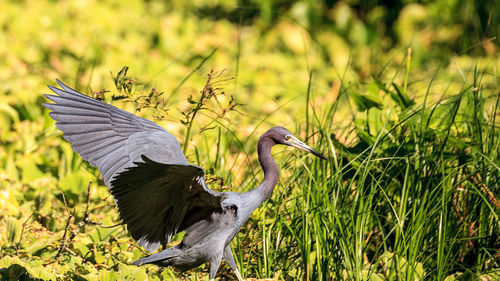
top-left (82, 181), bottom-right (122, 229)
top-left (16, 212), bottom-right (34, 255)
top-left (55, 191), bottom-right (74, 258)
top-left (471, 174), bottom-right (500, 210)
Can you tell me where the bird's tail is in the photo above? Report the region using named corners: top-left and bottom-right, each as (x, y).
top-left (132, 247), bottom-right (181, 266)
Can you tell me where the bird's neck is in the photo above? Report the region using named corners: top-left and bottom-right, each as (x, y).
top-left (249, 136), bottom-right (279, 205)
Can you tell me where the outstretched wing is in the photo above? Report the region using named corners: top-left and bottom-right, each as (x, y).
top-left (44, 80), bottom-right (221, 252)
top-left (111, 156), bottom-right (221, 251)
top-left (44, 80), bottom-right (186, 185)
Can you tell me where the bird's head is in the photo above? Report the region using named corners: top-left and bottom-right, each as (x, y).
top-left (263, 126), bottom-right (327, 160)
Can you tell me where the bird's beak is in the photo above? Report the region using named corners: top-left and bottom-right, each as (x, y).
top-left (288, 136), bottom-right (327, 160)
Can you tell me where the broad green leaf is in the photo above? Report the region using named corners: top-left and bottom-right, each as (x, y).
top-left (392, 82), bottom-right (415, 109)
top-left (117, 263), bottom-right (149, 281)
top-left (0, 256), bottom-right (57, 281)
top-left (25, 232), bottom-right (63, 255)
top-left (0, 188), bottom-right (20, 216)
top-left (16, 156), bottom-right (47, 184)
top-left (351, 91), bottom-right (382, 111)
top-left (58, 170), bottom-right (93, 195)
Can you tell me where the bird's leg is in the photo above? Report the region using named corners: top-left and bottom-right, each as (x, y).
top-left (209, 253), bottom-right (223, 281)
top-left (223, 245), bottom-right (244, 281)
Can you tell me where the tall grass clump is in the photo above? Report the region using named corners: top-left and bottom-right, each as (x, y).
top-left (239, 67), bottom-right (499, 280)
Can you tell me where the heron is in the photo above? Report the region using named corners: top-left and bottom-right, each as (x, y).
top-left (44, 80), bottom-right (326, 281)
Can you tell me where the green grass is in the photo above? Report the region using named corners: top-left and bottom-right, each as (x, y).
top-left (255, 70), bottom-right (499, 280)
top-left (1, 0), bottom-right (499, 280)
top-left (220, 65), bottom-right (500, 280)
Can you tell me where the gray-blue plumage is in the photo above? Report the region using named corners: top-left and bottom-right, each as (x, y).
top-left (44, 80), bottom-right (326, 281)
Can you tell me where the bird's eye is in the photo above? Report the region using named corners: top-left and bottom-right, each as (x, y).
top-left (285, 135), bottom-right (291, 141)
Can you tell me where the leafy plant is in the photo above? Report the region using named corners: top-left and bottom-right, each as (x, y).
top-left (0, 1), bottom-right (498, 280)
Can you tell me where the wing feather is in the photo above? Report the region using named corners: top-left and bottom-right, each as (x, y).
top-left (44, 80), bottom-right (183, 184)
top-left (44, 80), bottom-right (222, 252)
top-left (43, 103), bottom-right (107, 116)
top-left (75, 136), bottom-right (123, 156)
top-left (109, 157), bottom-right (219, 251)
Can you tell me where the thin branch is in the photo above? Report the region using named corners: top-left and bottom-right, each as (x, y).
top-left (55, 191), bottom-right (74, 258)
top-left (16, 212), bottom-right (33, 255)
top-left (82, 181), bottom-right (92, 225)
top-left (81, 181), bottom-right (123, 228)
top-left (84, 220), bottom-right (123, 228)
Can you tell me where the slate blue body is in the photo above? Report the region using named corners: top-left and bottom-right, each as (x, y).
top-left (44, 80), bottom-right (326, 280)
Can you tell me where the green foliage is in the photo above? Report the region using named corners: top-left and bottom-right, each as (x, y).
top-left (1, 0), bottom-right (499, 280)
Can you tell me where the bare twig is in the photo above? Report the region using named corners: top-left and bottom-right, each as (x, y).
top-left (85, 220), bottom-right (123, 228)
top-left (16, 212), bottom-right (33, 255)
top-left (60, 190), bottom-right (70, 214)
top-left (55, 191), bottom-right (74, 258)
top-left (82, 181), bottom-right (92, 225)
top-left (81, 181), bottom-right (123, 228)
top-left (181, 69), bottom-right (238, 153)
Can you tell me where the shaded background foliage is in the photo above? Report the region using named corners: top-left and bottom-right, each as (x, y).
top-left (0, 0), bottom-right (499, 280)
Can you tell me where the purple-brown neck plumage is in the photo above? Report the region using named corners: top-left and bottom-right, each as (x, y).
top-left (254, 135), bottom-right (279, 203)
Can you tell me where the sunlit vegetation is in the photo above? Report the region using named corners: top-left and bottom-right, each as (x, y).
top-left (0, 0), bottom-right (498, 280)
